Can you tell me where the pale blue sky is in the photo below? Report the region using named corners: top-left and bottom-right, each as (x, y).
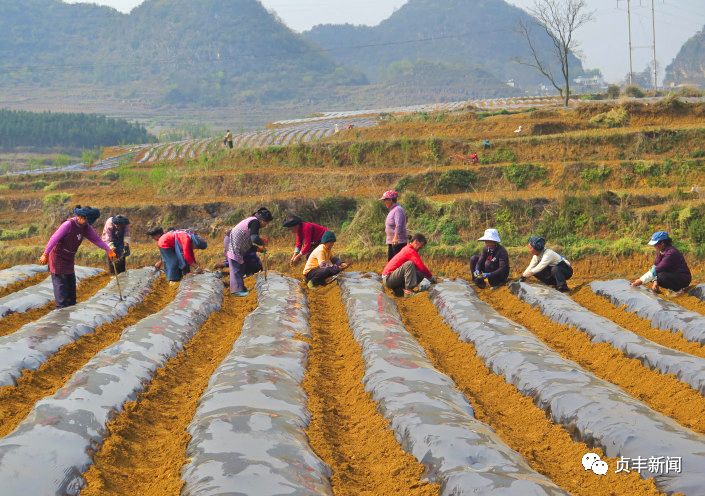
top-left (64, 0), bottom-right (705, 83)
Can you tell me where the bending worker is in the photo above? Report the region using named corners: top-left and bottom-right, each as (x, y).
top-left (470, 228), bottom-right (509, 289)
top-left (102, 214), bottom-right (130, 274)
top-left (156, 228), bottom-right (207, 282)
top-left (382, 233), bottom-right (434, 297)
top-left (39, 205), bottom-right (116, 308)
top-left (631, 231), bottom-right (691, 293)
top-left (303, 231), bottom-right (349, 288)
top-left (381, 190), bottom-right (408, 261)
top-left (227, 207), bottom-right (272, 297)
top-left (522, 236), bottom-right (572, 292)
top-left (283, 215), bottom-right (328, 265)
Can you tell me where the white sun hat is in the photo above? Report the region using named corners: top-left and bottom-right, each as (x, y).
top-left (478, 228), bottom-right (501, 243)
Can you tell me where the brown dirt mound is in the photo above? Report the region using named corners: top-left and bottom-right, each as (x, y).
top-left (572, 287), bottom-right (705, 360)
top-left (0, 273), bottom-right (109, 338)
top-left (0, 273), bottom-right (47, 299)
top-left (0, 276), bottom-right (174, 439)
top-left (395, 293), bottom-right (661, 496)
top-left (481, 287), bottom-right (705, 434)
top-left (303, 284), bottom-right (438, 496)
top-left (81, 290), bottom-right (258, 496)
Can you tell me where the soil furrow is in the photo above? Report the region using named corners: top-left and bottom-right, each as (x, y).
top-left (0, 273), bottom-right (47, 299)
top-left (303, 284), bottom-right (438, 496)
top-left (573, 286), bottom-right (705, 359)
top-left (0, 273), bottom-right (110, 338)
top-left (81, 291), bottom-right (257, 496)
top-left (395, 293), bottom-right (662, 496)
top-left (0, 276), bottom-right (172, 439)
top-left (481, 287), bottom-right (705, 434)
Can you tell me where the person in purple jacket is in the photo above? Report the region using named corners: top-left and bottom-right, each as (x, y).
top-left (39, 206), bottom-right (116, 308)
top-left (381, 190), bottom-right (408, 261)
top-left (631, 231), bottom-right (692, 293)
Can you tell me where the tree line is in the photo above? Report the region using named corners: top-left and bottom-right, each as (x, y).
top-left (0, 109), bottom-right (154, 150)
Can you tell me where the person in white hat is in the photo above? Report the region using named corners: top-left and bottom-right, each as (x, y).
top-left (470, 228), bottom-right (510, 289)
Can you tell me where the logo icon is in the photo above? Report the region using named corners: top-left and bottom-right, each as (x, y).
top-left (582, 453), bottom-right (609, 476)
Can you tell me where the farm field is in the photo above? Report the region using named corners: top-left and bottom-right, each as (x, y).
top-left (3, 97), bottom-right (705, 494)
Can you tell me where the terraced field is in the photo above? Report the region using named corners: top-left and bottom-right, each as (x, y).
top-left (1, 260), bottom-right (705, 495)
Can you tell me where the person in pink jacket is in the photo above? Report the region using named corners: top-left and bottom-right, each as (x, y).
top-left (381, 190), bottom-right (408, 261)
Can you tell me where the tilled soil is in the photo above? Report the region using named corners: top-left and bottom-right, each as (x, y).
top-left (81, 290), bottom-right (258, 496)
top-left (482, 287), bottom-right (705, 434)
top-left (0, 272), bottom-right (47, 299)
top-left (395, 292), bottom-right (662, 496)
top-left (0, 276), bottom-right (175, 439)
top-left (303, 284), bottom-right (438, 496)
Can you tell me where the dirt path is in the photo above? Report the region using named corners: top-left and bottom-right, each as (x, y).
top-left (572, 287), bottom-right (705, 359)
top-left (482, 287), bottom-right (705, 434)
top-left (0, 273), bottom-right (110, 338)
top-left (0, 273), bottom-right (47, 299)
top-left (303, 284), bottom-right (438, 496)
top-left (395, 293), bottom-right (662, 496)
top-left (0, 276), bottom-right (174, 439)
top-left (81, 291), bottom-right (258, 496)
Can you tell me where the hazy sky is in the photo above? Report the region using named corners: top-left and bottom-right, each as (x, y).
top-left (65, 0), bottom-right (705, 83)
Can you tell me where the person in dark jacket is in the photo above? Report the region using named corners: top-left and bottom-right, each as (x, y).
top-left (470, 229), bottom-right (510, 289)
top-left (39, 206), bottom-right (116, 308)
top-left (631, 231), bottom-right (692, 293)
top-left (102, 215), bottom-right (131, 274)
top-left (522, 236), bottom-right (573, 292)
top-left (227, 207), bottom-right (273, 296)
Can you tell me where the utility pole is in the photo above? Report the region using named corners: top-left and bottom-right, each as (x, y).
top-left (626, 0), bottom-right (634, 85)
top-left (651, 0), bottom-right (658, 89)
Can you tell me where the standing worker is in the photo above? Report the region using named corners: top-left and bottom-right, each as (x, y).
top-left (227, 207), bottom-right (273, 297)
top-left (381, 190), bottom-right (408, 261)
top-left (156, 229), bottom-right (207, 283)
top-left (382, 233), bottom-right (435, 297)
top-left (521, 236), bottom-right (573, 292)
top-left (283, 215), bottom-right (328, 265)
top-left (102, 214), bottom-right (131, 274)
top-left (302, 231), bottom-right (349, 288)
top-left (470, 228), bottom-right (510, 289)
top-left (224, 129), bottom-right (234, 149)
top-left (39, 205), bottom-right (116, 308)
top-left (631, 231), bottom-right (692, 294)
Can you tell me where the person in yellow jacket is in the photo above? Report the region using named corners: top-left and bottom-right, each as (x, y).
top-left (303, 231), bottom-right (349, 288)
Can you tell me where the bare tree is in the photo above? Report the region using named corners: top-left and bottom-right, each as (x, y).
top-left (517, 0), bottom-right (594, 106)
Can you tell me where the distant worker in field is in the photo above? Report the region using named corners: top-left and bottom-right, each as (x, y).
top-left (470, 228), bottom-right (509, 289)
top-left (101, 214), bottom-right (130, 274)
top-left (227, 207), bottom-right (273, 296)
top-left (521, 236), bottom-right (573, 292)
top-left (381, 190), bottom-right (408, 261)
top-left (39, 206), bottom-right (116, 308)
top-left (382, 233), bottom-right (435, 297)
top-left (631, 231), bottom-right (692, 294)
top-left (303, 231), bottom-right (349, 288)
top-left (224, 129), bottom-right (234, 149)
top-left (155, 228), bottom-right (207, 283)
top-left (483, 139), bottom-right (491, 150)
top-left (283, 215), bottom-right (329, 265)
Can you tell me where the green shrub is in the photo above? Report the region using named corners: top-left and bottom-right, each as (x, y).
top-left (427, 138), bottom-right (442, 163)
top-left (42, 192), bottom-right (71, 208)
top-left (437, 170), bottom-right (477, 194)
top-left (0, 225), bottom-right (38, 241)
top-left (480, 147), bottom-right (517, 164)
top-left (581, 165), bottom-right (612, 183)
top-left (607, 84), bottom-right (621, 99)
top-left (503, 164), bottom-right (548, 189)
top-left (624, 85), bottom-right (645, 98)
top-left (689, 149), bottom-right (705, 159)
top-left (589, 107), bottom-right (629, 128)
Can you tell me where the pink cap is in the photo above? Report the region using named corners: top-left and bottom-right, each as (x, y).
top-left (379, 190), bottom-right (399, 201)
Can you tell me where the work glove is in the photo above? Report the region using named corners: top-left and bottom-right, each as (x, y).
top-left (39, 254), bottom-right (48, 265)
top-left (108, 250), bottom-right (118, 261)
top-left (473, 270), bottom-right (481, 278)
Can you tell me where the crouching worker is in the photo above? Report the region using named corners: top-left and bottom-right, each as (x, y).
top-left (382, 233), bottom-right (435, 297)
top-left (470, 228), bottom-right (509, 289)
top-left (631, 231), bottom-right (691, 293)
top-left (303, 231), bottom-right (349, 288)
top-left (227, 207), bottom-right (273, 297)
top-left (39, 206), bottom-right (116, 308)
top-left (102, 214), bottom-right (131, 274)
top-left (283, 215), bottom-right (328, 265)
top-left (522, 236), bottom-right (572, 292)
top-left (156, 229), bottom-right (207, 283)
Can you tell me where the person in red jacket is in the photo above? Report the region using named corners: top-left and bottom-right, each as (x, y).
top-left (155, 229), bottom-right (206, 282)
top-left (382, 233), bottom-right (435, 297)
top-left (283, 215), bottom-right (329, 265)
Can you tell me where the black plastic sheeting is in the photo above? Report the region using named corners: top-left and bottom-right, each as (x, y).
top-left (0, 273), bottom-right (223, 496)
top-left (430, 279), bottom-right (705, 496)
top-left (511, 281), bottom-right (705, 394)
top-left (338, 273), bottom-right (566, 496)
top-left (0, 265), bottom-right (47, 291)
top-left (182, 274), bottom-right (333, 496)
top-left (0, 267), bottom-right (158, 387)
top-left (0, 266), bottom-right (103, 318)
top-left (592, 279), bottom-right (705, 345)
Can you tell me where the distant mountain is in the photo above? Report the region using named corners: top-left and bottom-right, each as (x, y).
top-left (665, 27), bottom-right (705, 87)
top-left (0, 0), bottom-right (366, 107)
top-left (304, 0), bottom-right (584, 94)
